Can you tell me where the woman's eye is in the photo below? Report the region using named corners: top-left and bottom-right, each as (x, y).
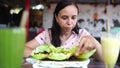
top-left (61, 16), bottom-right (68, 20)
top-left (61, 15), bottom-right (77, 20)
top-left (72, 16), bottom-right (77, 19)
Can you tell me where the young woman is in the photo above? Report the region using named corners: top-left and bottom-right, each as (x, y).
top-left (24, 0), bottom-right (103, 61)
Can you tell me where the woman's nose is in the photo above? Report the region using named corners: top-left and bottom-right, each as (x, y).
top-left (67, 18), bottom-right (72, 25)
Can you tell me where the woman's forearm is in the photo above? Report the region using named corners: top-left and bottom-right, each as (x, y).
top-left (24, 46), bottom-right (33, 57)
top-left (94, 38), bottom-right (103, 61)
top-left (24, 39), bottom-right (40, 57)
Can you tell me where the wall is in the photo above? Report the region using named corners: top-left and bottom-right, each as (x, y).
top-left (42, 4), bottom-right (120, 37)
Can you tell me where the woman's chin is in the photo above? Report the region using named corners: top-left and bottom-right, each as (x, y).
top-left (64, 28), bottom-right (73, 32)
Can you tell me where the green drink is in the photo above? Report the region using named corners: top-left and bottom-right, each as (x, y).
top-left (0, 28), bottom-right (26, 68)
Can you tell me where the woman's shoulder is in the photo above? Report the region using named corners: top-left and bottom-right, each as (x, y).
top-left (79, 28), bottom-right (88, 32)
top-left (78, 28), bottom-right (90, 35)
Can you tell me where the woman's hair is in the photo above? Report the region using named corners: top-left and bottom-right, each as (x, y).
top-left (51, 0), bottom-right (80, 47)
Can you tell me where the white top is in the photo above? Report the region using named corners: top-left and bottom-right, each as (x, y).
top-left (35, 29), bottom-right (90, 48)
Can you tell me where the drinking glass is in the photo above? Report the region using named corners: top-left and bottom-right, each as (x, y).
top-left (101, 32), bottom-right (120, 68)
top-left (0, 27), bottom-right (26, 68)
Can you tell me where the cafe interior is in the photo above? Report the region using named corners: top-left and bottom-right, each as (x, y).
top-left (0, 0), bottom-right (120, 68)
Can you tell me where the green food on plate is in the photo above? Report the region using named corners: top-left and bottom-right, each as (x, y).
top-left (31, 44), bottom-right (96, 60)
top-left (31, 44), bottom-right (52, 60)
top-left (76, 49), bottom-right (96, 60)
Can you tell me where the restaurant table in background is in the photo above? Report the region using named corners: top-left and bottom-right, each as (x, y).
top-left (22, 59), bottom-right (120, 68)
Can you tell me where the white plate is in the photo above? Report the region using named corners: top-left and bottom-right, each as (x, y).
top-left (32, 59), bottom-right (90, 68)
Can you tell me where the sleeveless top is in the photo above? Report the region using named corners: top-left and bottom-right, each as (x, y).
top-left (35, 29), bottom-right (90, 48)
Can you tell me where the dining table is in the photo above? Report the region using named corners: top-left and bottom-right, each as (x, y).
top-left (21, 58), bottom-right (120, 68)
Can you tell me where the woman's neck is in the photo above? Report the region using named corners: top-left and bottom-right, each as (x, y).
top-left (62, 32), bottom-right (71, 36)
top-left (60, 31), bottom-right (72, 41)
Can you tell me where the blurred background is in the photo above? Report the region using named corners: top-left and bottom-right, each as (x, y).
top-left (0, 0), bottom-right (120, 40)
top-left (0, 0), bottom-right (120, 64)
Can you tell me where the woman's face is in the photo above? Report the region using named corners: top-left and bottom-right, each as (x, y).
top-left (55, 5), bottom-right (78, 32)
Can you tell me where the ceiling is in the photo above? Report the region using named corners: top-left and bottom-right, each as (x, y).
top-left (1, 0), bottom-right (120, 8)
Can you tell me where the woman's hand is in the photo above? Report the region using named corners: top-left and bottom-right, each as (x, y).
top-left (76, 35), bottom-right (96, 55)
top-left (75, 35), bottom-right (103, 61)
